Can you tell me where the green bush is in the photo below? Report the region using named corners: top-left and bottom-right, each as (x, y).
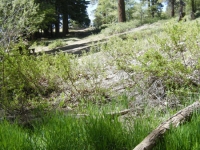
top-left (48, 39), bottom-right (65, 49)
top-left (104, 20), bottom-right (200, 98)
top-left (0, 44), bottom-right (74, 110)
top-left (101, 21), bottom-right (140, 35)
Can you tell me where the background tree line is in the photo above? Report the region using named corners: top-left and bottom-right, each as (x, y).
top-left (27, 0), bottom-right (90, 39)
top-left (1, 0), bottom-right (199, 41)
top-left (92, 0), bottom-right (200, 27)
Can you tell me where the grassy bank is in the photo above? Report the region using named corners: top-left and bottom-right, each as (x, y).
top-left (155, 111), bottom-right (200, 150)
top-left (0, 112), bottom-right (157, 150)
top-left (1, 109), bottom-right (200, 150)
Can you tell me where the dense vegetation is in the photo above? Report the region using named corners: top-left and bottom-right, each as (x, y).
top-left (0, 112), bottom-right (153, 150)
top-left (1, 0), bottom-right (200, 149)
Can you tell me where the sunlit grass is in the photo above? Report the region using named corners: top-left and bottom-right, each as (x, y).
top-left (0, 111), bottom-right (159, 150)
top-left (155, 111), bottom-right (200, 150)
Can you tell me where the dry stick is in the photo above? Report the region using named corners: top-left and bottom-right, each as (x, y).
top-left (133, 101), bottom-right (200, 150)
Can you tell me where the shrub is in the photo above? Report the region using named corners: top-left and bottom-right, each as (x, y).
top-left (104, 20), bottom-right (200, 100)
top-left (0, 44), bottom-right (73, 111)
top-left (101, 21), bottom-right (140, 35)
top-left (48, 39), bottom-right (65, 49)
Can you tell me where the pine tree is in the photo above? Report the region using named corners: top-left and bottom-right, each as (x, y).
top-left (118, 0), bottom-right (126, 22)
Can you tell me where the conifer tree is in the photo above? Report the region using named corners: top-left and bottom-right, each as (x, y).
top-left (118, 0), bottom-right (126, 22)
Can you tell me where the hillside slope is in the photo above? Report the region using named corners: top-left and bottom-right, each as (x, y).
top-left (48, 18), bottom-right (200, 115)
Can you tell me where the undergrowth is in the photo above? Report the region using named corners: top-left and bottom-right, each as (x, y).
top-left (0, 111), bottom-right (159, 150)
top-left (104, 19), bottom-right (200, 104)
top-left (1, 17), bottom-right (200, 150)
top-left (101, 20), bottom-right (140, 35)
top-left (48, 39), bottom-right (65, 49)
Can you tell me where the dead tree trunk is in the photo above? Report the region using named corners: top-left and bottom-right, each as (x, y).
top-left (133, 101), bottom-right (200, 150)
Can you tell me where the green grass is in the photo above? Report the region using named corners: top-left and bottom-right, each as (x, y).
top-left (48, 39), bottom-right (65, 49)
top-left (155, 111), bottom-right (200, 150)
top-left (0, 121), bottom-right (33, 149)
top-left (1, 107), bottom-right (200, 150)
top-left (101, 21), bottom-right (141, 35)
top-left (0, 111), bottom-right (159, 150)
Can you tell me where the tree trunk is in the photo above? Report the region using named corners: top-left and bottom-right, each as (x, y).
top-left (43, 28), bottom-right (49, 38)
top-left (148, 0), bottom-right (150, 8)
top-left (151, 0), bottom-right (155, 18)
top-left (118, 0), bottom-right (126, 22)
top-left (50, 24), bottom-right (53, 38)
top-left (62, 2), bottom-right (69, 37)
top-left (147, 0), bottom-right (151, 17)
top-left (62, 13), bottom-right (69, 36)
top-left (133, 101), bottom-right (200, 150)
top-left (171, 0), bottom-right (175, 17)
top-left (191, 0), bottom-right (196, 13)
top-left (55, 14), bottom-right (60, 37)
top-left (55, 6), bottom-right (60, 37)
top-left (178, 0), bottom-right (185, 21)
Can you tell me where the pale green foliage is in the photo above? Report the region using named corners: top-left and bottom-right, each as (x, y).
top-left (48, 39), bottom-right (65, 49)
top-left (104, 20), bottom-right (200, 97)
top-left (101, 20), bottom-right (141, 35)
top-left (0, 46), bottom-right (74, 109)
top-left (94, 0), bottom-right (118, 27)
top-left (0, 0), bottom-right (40, 47)
top-left (0, 0), bottom-right (47, 109)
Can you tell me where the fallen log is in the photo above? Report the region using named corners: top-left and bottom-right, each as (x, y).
top-left (133, 101), bottom-right (200, 150)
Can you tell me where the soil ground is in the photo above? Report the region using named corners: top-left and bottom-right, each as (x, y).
top-left (34, 23), bottom-right (161, 55)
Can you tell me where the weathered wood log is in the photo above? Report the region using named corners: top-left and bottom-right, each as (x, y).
top-left (133, 101), bottom-right (200, 150)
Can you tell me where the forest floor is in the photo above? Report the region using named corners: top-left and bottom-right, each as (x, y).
top-left (33, 20), bottom-right (179, 116)
top-left (34, 22), bottom-right (161, 55)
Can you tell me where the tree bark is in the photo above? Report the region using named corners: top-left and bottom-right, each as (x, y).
top-left (191, 0), bottom-right (195, 13)
top-left (55, 17), bottom-right (60, 37)
top-left (43, 28), bottom-right (49, 38)
top-left (178, 0), bottom-right (185, 21)
top-left (151, 0), bottom-right (155, 18)
top-left (50, 24), bottom-right (53, 38)
top-left (55, 6), bottom-right (60, 37)
top-left (62, 13), bottom-right (69, 36)
top-left (118, 0), bottom-right (126, 22)
top-left (171, 0), bottom-right (175, 17)
top-left (133, 101), bottom-right (200, 150)
top-left (147, 0), bottom-right (151, 17)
